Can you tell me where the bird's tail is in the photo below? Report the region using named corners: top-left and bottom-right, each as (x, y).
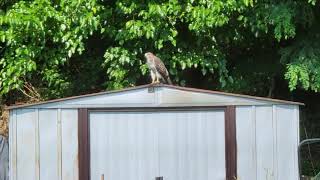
top-left (167, 77), bottom-right (173, 85)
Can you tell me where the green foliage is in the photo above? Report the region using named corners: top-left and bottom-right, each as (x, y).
top-left (281, 33), bottom-right (320, 92)
top-left (239, 1), bottom-right (297, 41)
top-left (0, 0), bottom-right (320, 101)
top-left (0, 0), bottom-right (102, 97)
top-left (103, 47), bottom-right (140, 89)
top-left (101, 0), bottom-right (250, 90)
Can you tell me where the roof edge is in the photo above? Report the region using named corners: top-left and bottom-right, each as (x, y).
top-left (159, 84), bottom-right (304, 106)
top-left (6, 83), bottom-right (304, 110)
top-left (6, 84), bottom-right (153, 110)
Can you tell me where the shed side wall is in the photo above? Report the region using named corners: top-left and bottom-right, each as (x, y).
top-left (9, 110), bottom-right (17, 180)
top-left (236, 105), bottom-right (299, 180)
top-left (256, 106), bottom-right (274, 179)
top-left (236, 106), bottom-right (256, 180)
top-left (39, 109), bottom-right (58, 180)
top-left (61, 109), bottom-right (79, 180)
top-left (17, 109), bottom-right (36, 180)
top-left (9, 109), bottom-right (78, 180)
top-left (276, 105), bottom-right (299, 180)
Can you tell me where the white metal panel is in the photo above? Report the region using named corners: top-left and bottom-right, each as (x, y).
top-left (57, 109), bottom-right (62, 180)
top-left (90, 112), bottom-right (159, 180)
top-left (9, 86), bottom-right (302, 109)
top-left (158, 110), bottom-right (225, 180)
top-left (16, 109), bottom-right (36, 180)
top-left (236, 106), bottom-right (257, 180)
top-left (294, 106), bottom-right (300, 179)
top-left (8, 111), bottom-right (11, 180)
top-left (236, 105), bottom-right (300, 180)
top-left (272, 106), bottom-right (278, 180)
top-left (159, 87), bottom-right (276, 106)
top-left (12, 110), bottom-right (17, 180)
top-left (208, 111), bottom-right (226, 180)
top-left (276, 105), bottom-right (299, 180)
top-left (256, 106), bottom-right (275, 180)
top-left (35, 109), bottom-right (40, 180)
top-left (29, 88), bottom-right (156, 108)
top-left (90, 110), bottom-right (226, 180)
top-left (61, 109), bottom-right (78, 180)
top-left (11, 108), bottom-right (80, 180)
top-left (9, 110), bottom-right (16, 180)
top-left (39, 109), bottom-right (58, 180)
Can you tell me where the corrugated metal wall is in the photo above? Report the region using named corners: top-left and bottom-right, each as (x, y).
top-left (236, 105), bottom-right (300, 180)
top-left (89, 110), bottom-right (226, 180)
top-left (9, 109), bottom-right (78, 180)
top-left (0, 135), bottom-right (8, 180)
top-left (8, 105), bottom-right (299, 180)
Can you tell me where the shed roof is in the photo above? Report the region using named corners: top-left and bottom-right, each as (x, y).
top-left (7, 84), bottom-right (304, 110)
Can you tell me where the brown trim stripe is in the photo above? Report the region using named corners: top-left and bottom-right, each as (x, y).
top-left (78, 108), bottom-right (89, 180)
top-left (225, 106), bottom-right (237, 180)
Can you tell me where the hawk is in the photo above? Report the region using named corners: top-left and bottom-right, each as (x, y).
top-left (144, 52), bottom-right (173, 85)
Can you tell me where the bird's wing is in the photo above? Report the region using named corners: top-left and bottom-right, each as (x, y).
top-left (153, 56), bottom-right (169, 78)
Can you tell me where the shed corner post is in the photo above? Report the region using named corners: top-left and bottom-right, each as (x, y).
top-left (78, 108), bottom-right (89, 180)
top-left (225, 106), bottom-right (237, 180)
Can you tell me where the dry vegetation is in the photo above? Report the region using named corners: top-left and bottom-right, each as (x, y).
top-left (0, 107), bottom-right (8, 137)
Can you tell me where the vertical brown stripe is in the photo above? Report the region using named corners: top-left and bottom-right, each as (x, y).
top-left (225, 106), bottom-right (237, 180)
top-left (78, 108), bottom-right (89, 180)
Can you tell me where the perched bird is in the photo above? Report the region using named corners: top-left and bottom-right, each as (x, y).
top-left (144, 52), bottom-right (173, 85)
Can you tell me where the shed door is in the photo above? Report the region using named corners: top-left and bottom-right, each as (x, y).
top-left (89, 110), bottom-right (226, 180)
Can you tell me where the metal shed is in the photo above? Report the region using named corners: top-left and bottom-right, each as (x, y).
top-left (7, 84), bottom-right (303, 180)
